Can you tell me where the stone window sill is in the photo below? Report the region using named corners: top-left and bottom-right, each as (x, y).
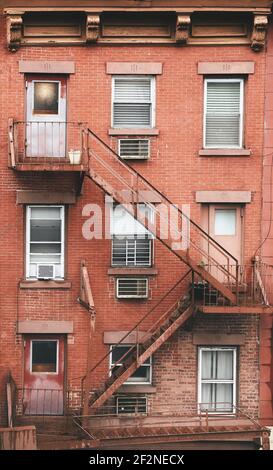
top-left (20, 280), bottom-right (72, 289)
top-left (199, 149), bottom-right (251, 157)
top-left (108, 268), bottom-right (158, 276)
top-left (108, 128), bottom-right (159, 136)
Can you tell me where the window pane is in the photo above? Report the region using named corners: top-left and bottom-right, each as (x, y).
top-left (201, 383), bottom-right (233, 412)
top-left (214, 209), bottom-right (236, 236)
top-left (111, 346), bottom-right (131, 364)
top-left (30, 219), bottom-right (61, 242)
top-left (31, 207), bottom-right (61, 219)
top-left (216, 350), bottom-right (233, 380)
top-left (113, 103), bottom-right (151, 127)
top-left (202, 349), bottom-right (234, 380)
top-left (215, 384), bottom-right (233, 411)
top-left (32, 341), bottom-right (57, 373)
top-left (205, 81), bottom-right (241, 147)
top-left (114, 79), bottom-right (151, 102)
top-left (30, 243), bottom-right (61, 254)
top-left (34, 82), bottom-right (59, 114)
top-left (129, 365), bottom-right (150, 382)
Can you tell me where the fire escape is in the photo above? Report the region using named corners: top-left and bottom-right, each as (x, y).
top-left (8, 120), bottom-right (273, 447)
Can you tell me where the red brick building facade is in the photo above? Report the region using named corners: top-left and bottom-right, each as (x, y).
top-left (0, 0), bottom-right (273, 449)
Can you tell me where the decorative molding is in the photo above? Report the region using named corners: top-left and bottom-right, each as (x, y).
top-left (198, 62), bottom-right (255, 75)
top-left (17, 320), bottom-right (73, 334)
top-left (7, 14), bottom-right (23, 51)
top-left (251, 14), bottom-right (268, 52)
top-left (175, 14), bottom-right (191, 44)
top-left (19, 61), bottom-right (75, 74)
top-left (195, 191), bottom-right (251, 204)
top-left (86, 13), bottom-right (100, 44)
top-left (106, 62), bottom-right (163, 75)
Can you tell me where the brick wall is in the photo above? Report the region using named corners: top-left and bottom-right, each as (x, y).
top-left (0, 11), bottom-right (266, 425)
top-left (261, 17), bottom-right (273, 426)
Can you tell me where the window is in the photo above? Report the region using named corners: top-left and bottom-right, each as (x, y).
top-left (26, 206), bottom-right (65, 280)
top-left (116, 278), bottom-right (149, 299)
top-left (198, 347), bottom-right (237, 413)
top-left (31, 340), bottom-right (58, 373)
top-left (214, 209), bottom-right (236, 236)
top-left (33, 81), bottom-right (59, 115)
top-left (116, 396), bottom-right (147, 415)
top-left (112, 235), bottom-right (152, 267)
top-left (204, 79), bottom-right (243, 148)
top-left (112, 76), bottom-right (155, 128)
top-left (110, 345), bottom-right (152, 384)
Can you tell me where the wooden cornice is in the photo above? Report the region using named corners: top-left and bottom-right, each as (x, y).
top-left (3, 0), bottom-right (273, 10)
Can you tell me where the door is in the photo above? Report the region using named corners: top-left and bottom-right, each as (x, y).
top-left (26, 75), bottom-right (67, 157)
top-left (23, 335), bottom-right (65, 415)
top-left (202, 205), bottom-right (243, 282)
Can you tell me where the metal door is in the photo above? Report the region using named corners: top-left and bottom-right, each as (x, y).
top-left (26, 75), bottom-right (67, 157)
top-left (23, 335), bottom-right (65, 415)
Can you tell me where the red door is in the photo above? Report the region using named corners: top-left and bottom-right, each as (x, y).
top-left (23, 335), bottom-right (65, 415)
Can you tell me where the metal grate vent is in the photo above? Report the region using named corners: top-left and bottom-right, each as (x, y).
top-left (116, 396), bottom-right (147, 414)
top-left (119, 139), bottom-right (150, 159)
top-left (116, 278), bottom-right (148, 298)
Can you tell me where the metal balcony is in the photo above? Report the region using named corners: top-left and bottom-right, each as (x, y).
top-left (8, 118), bottom-right (87, 171)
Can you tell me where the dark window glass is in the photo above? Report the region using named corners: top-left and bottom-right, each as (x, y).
top-left (34, 82), bottom-right (59, 114)
top-left (32, 340), bottom-right (57, 373)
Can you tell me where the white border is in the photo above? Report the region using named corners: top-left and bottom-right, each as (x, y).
top-left (203, 78), bottom-right (244, 149)
top-left (198, 346), bottom-right (237, 414)
top-left (112, 75), bottom-right (156, 128)
top-left (26, 205), bottom-right (65, 280)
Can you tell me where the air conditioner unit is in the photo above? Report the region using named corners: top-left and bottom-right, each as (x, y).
top-left (37, 264), bottom-right (55, 280)
top-left (116, 396), bottom-right (147, 415)
top-left (118, 139), bottom-right (150, 159)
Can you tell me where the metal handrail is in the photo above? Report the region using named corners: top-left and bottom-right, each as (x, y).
top-left (86, 127), bottom-right (238, 264)
top-left (80, 270), bottom-right (192, 389)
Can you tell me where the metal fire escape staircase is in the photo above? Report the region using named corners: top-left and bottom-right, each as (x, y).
top-left (82, 128), bottom-right (239, 412)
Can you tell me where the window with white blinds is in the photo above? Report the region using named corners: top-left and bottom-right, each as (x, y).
top-left (112, 76), bottom-right (155, 128)
top-left (204, 79), bottom-right (244, 148)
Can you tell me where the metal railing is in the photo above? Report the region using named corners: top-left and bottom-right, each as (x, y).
top-left (192, 260), bottom-right (273, 306)
top-left (80, 270), bottom-right (193, 404)
top-left (77, 401), bottom-right (265, 435)
top-left (84, 128), bottom-right (239, 301)
top-left (16, 388), bottom-right (83, 417)
top-left (8, 118), bottom-right (86, 165)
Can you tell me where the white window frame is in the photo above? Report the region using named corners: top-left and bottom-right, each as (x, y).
top-left (203, 78), bottom-right (244, 149)
top-left (30, 339), bottom-right (59, 375)
top-left (110, 345), bottom-right (152, 385)
top-left (198, 347), bottom-right (237, 414)
top-left (112, 75), bottom-right (156, 128)
top-left (26, 205), bottom-right (65, 280)
top-left (116, 277), bottom-right (149, 299)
